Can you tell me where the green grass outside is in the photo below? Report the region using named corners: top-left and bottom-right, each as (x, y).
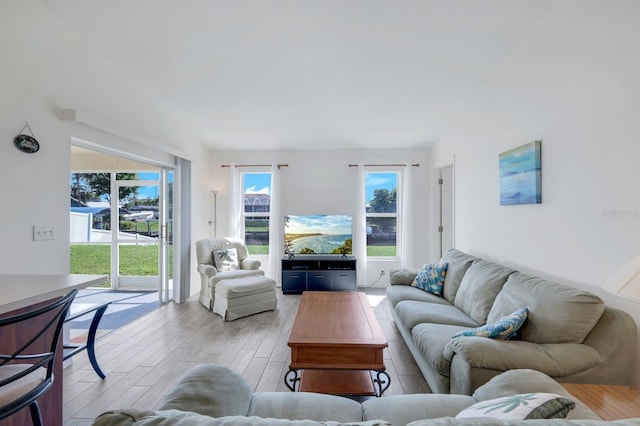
top-left (70, 243), bottom-right (395, 287)
top-left (367, 246), bottom-right (396, 256)
top-left (70, 244), bottom-right (173, 287)
top-left (247, 245), bottom-right (269, 255)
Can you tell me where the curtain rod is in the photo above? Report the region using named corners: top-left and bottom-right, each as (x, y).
top-left (221, 164), bottom-right (289, 169)
top-left (348, 163), bottom-right (420, 167)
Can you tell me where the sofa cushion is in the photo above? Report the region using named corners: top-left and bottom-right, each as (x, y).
top-left (216, 276), bottom-right (276, 298)
top-left (453, 260), bottom-right (514, 324)
top-left (455, 393), bottom-right (575, 420)
top-left (412, 323), bottom-right (470, 376)
top-left (390, 268), bottom-right (420, 285)
top-left (249, 392), bottom-right (364, 423)
top-left (452, 308), bottom-right (528, 340)
top-left (487, 273), bottom-right (605, 344)
top-left (444, 338), bottom-right (603, 378)
top-left (362, 394), bottom-right (476, 425)
top-left (160, 364), bottom-right (252, 418)
top-left (386, 285), bottom-right (452, 308)
top-left (413, 262), bottom-right (449, 296)
top-left (395, 300), bottom-right (480, 330)
top-left (440, 249), bottom-right (477, 304)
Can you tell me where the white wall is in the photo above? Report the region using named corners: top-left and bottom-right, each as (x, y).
top-left (0, 0), bottom-right (209, 297)
top-left (432, 0), bottom-right (640, 383)
top-left (207, 148), bottom-right (432, 286)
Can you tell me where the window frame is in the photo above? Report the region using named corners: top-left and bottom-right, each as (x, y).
top-left (241, 171), bottom-right (272, 256)
top-left (364, 169), bottom-right (401, 259)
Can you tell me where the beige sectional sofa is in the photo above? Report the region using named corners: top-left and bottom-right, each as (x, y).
top-left (93, 364), bottom-right (640, 425)
top-left (387, 249), bottom-right (637, 395)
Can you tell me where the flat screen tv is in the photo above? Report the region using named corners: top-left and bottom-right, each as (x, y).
top-left (284, 214), bottom-right (352, 255)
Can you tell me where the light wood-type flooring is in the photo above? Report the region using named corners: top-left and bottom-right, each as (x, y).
top-left (62, 288), bottom-right (429, 425)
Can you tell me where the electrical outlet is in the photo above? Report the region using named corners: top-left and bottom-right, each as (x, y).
top-left (33, 225), bottom-right (56, 241)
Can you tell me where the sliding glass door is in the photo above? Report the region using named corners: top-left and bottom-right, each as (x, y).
top-left (159, 170), bottom-right (173, 304)
top-left (113, 171), bottom-right (173, 303)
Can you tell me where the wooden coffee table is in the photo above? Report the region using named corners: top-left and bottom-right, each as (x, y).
top-left (285, 291), bottom-right (390, 396)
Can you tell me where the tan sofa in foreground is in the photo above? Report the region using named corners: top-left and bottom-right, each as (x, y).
top-left (93, 364), bottom-right (640, 425)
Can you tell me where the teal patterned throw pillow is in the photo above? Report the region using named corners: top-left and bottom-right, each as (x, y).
top-left (412, 262), bottom-right (448, 296)
top-left (455, 393), bottom-right (576, 420)
top-left (452, 307), bottom-right (528, 340)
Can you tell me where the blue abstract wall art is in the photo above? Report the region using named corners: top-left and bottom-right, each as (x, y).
top-left (499, 140), bottom-right (541, 205)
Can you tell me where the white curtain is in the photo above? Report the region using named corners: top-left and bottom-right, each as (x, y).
top-left (354, 164), bottom-right (368, 287)
top-left (267, 165), bottom-right (281, 281)
top-left (229, 163), bottom-right (243, 239)
top-left (400, 163), bottom-right (414, 268)
top-left (175, 158), bottom-right (191, 303)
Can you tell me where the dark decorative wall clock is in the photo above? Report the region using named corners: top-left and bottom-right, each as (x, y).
top-left (13, 122), bottom-right (40, 153)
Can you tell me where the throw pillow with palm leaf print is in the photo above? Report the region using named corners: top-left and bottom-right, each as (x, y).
top-left (455, 393), bottom-right (576, 420)
top-left (213, 248), bottom-right (240, 271)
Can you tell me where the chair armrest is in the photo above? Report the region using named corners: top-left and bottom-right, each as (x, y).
top-left (197, 264), bottom-right (217, 277)
top-left (389, 268), bottom-right (420, 285)
top-left (444, 337), bottom-right (604, 377)
top-left (240, 258), bottom-right (261, 270)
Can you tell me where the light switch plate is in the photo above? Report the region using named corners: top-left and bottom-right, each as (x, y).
top-left (33, 225), bottom-right (56, 241)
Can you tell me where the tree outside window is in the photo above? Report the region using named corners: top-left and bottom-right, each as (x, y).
top-left (366, 172), bottom-right (398, 257)
top-left (243, 173), bottom-right (272, 255)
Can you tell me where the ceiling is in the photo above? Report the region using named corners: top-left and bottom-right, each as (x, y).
top-left (39, 0), bottom-right (552, 151)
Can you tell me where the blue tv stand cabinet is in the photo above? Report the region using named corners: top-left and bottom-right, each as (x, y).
top-left (281, 255), bottom-right (357, 294)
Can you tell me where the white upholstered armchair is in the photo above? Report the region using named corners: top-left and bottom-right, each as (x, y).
top-left (196, 237), bottom-right (264, 310)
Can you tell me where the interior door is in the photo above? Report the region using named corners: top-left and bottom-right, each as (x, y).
top-left (438, 165), bottom-right (454, 257)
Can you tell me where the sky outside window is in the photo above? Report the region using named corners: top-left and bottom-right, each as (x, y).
top-left (366, 172), bottom-right (397, 202)
top-left (244, 173), bottom-right (271, 194)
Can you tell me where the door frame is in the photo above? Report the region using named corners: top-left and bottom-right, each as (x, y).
top-left (70, 140), bottom-right (178, 304)
top-left (435, 161), bottom-right (455, 258)
top-left (113, 176), bottom-right (166, 293)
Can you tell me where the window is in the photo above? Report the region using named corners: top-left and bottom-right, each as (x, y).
top-left (243, 172), bottom-right (272, 255)
top-left (365, 171), bottom-right (398, 257)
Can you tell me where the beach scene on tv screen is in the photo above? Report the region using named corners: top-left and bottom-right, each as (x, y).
top-left (284, 215), bottom-right (352, 254)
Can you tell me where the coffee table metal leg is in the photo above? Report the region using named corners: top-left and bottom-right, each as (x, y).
top-left (284, 369), bottom-right (301, 392)
top-left (372, 370), bottom-right (391, 397)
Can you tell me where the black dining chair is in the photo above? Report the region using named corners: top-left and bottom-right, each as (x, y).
top-left (0, 289), bottom-right (78, 425)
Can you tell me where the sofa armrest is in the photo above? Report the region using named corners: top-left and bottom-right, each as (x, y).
top-left (240, 258), bottom-right (261, 270)
top-left (93, 409), bottom-right (157, 425)
top-left (160, 364), bottom-right (253, 418)
top-left (389, 268), bottom-right (420, 285)
top-left (197, 264), bottom-right (218, 277)
top-left (444, 337), bottom-right (604, 377)
top-left (471, 369), bottom-right (601, 420)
